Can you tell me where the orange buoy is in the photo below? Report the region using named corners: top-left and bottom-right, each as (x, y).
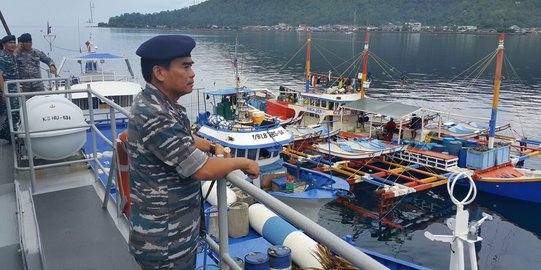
top-left (116, 130), bottom-right (131, 218)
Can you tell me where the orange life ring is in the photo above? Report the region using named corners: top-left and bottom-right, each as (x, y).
top-left (115, 130), bottom-right (131, 218)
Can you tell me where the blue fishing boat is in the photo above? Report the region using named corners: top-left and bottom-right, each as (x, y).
top-left (196, 86), bottom-right (350, 221)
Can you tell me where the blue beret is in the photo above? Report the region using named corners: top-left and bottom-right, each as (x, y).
top-left (18, 33), bottom-right (32, 42)
top-left (136, 35), bottom-right (196, 60)
top-left (2, 35), bottom-right (16, 44)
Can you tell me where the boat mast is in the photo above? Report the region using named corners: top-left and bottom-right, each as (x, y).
top-left (234, 36), bottom-right (246, 122)
top-left (360, 32), bottom-right (369, 99)
top-left (305, 31), bottom-right (311, 93)
top-left (43, 21), bottom-right (56, 53)
top-left (89, 1), bottom-right (95, 24)
top-left (488, 34), bottom-right (505, 149)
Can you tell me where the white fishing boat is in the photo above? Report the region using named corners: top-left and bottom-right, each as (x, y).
top-left (56, 52), bottom-right (142, 115)
top-left (313, 137), bottom-right (406, 160)
top-left (196, 87), bottom-right (350, 221)
top-left (196, 40), bottom-right (350, 221)
top-left (286, 124), bottom-right (340, 141)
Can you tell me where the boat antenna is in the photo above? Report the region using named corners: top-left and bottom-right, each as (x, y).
top-left (78, 20), bottom-right (82, 53)
top-left (88, 1), bottom-right (95, 24)
top-left (0, 10), bottom-right (10, 35)
top-left (360, 31), bottom-right (369, 99)
top-left (0, 9), bottom-right (11, 50)
top-left (233, 35), bottom-right (247, 123)
top-left (488, 34), bottom-right (505, 149)
top-left (43, 21), bottom-right (56, 54)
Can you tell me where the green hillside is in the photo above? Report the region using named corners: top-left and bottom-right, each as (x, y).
top-left (106, 0), bottom-right (541, 28)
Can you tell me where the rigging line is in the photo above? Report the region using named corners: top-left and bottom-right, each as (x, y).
top-left (436, 50), bottom-right (498, 115)
top-left (463, 50), bottom-right (498, 87)
top-left (327, 49), bottom-right (363, 72)
top-left (503, 59), bottom-right (527, 137)
top-left (311, 44), bottom-right (341, 76)
top-left (50, 44), bottom-right (80, 53)
top-left (311, 37), bottom-right (365, 44)
top-left (464, 52), bottom-right (496, 92)
top-left (504, 54), bottom-right (528, 87)
top-left (311, 41), bottom-right (350, 64)
top-left (447, 49), bottom-right (497, 83)
top-left (334, 53), bottom-right (363, 80)
top-left (464, 50), bottom-right (497, 88)
top-left (277, 40), bottom-right (308, 73)
top-left (369, 54), bottom-right (397, 82)
top-left (369, 52), bottom-right (403, 78)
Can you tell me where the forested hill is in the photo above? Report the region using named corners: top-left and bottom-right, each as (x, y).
top-left (106, 0), bottom-right (541, 28)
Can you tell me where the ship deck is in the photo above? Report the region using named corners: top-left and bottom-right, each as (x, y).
top-left (1, 140), bottom-right (139, 270)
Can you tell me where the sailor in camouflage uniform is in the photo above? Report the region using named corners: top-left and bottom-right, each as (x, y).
top-left (16, 33), bottom-right (56, 92)
top-left (127, 35), bottom-right (259, 269)
top-left (0, 35), bottom-right (20, 141)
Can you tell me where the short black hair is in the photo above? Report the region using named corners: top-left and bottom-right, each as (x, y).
top-left (140, 58), bottom-right (173, 83)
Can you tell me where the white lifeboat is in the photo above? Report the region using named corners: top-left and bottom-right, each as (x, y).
top-left (20, 95), bottom-right (89, 160)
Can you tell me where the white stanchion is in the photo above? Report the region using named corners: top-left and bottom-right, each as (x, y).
top-left (424, 172), bottom-right (493, 270)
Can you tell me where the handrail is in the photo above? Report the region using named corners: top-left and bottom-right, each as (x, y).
top-left (223, 171), bottom-right (388, 269)
top-left (3, 78), bottom-right (128, 196)
top-left (4, 77), bottom-right (387, 269)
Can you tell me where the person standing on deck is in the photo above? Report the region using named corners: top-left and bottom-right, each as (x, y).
top-left (0, 35), bottom-right (20, 142)
top-left (384, 118), bottom-right (397, 141)
top-left (16, 33), bottom-right (57, 92)
top-left (127, 35), bottom-right (259, 270)
top-left (410, 114), bottom-right (422, 140)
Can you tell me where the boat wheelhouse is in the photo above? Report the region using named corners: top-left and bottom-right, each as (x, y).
top-left (56, 52), bottom-right (142, 112)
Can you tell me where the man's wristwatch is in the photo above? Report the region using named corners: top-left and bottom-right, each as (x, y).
top-left (209, 142), bottom-right (217, 155)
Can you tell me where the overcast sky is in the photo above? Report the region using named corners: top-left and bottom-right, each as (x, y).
top-left (2, 0), bottom-right (204, 28)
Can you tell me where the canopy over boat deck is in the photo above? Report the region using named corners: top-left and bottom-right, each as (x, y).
top-left (343, 98), bottom-right (421, 119)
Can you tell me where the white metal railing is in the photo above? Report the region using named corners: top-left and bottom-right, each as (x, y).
top-left (4, 77), bottom-right (388, 269)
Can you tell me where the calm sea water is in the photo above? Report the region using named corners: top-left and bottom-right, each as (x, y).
top-left (12, 25), bottom-right (541, 269)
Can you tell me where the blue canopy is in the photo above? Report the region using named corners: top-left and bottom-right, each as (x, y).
top-left (75, 53), bottom-right (124, 60)
top-left (205, 87), bottom-right (253, 96)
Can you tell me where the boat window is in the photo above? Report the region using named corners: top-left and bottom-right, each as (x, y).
top-left (248, 149), bottom-right (258, 160)
top-left (237, 149), bottom-right (246, 158)
top-left (259, 148), bottom-right (271, 160)
top-left (315, 99), bottom-right (321, 107)
top-left (231, 148), bottom-right (237, 157)
top-left (310, 98), bottom-right (315, 106)
top-left (321, 100), bottom-right (327, 108)
top-left (328, 102), bottom-right (334, 110)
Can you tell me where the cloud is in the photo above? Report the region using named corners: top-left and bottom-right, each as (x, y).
top-left (1, 0), bottom-right (200, 28)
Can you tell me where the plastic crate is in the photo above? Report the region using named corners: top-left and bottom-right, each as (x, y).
top-left (466, 148), bottom-right (496, 170)
top-left (466, 146), bottom-right (510, 170)
top-left (495, 145), bottom-right (510, 165)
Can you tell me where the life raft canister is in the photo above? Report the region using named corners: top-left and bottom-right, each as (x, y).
top-left (116, 130), bottom-right (131, 218)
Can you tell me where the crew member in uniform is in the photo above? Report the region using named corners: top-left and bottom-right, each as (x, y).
top-left (16, 33), bottom-right (57, 92)
top-left (127, 35), bottom-right (259, 269)
top-left (0, 35), bottom-right (20, 142)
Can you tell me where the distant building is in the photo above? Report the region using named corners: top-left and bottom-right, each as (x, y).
top-left (381, 23), bottom-right (400, 31)
top-left (458, 25), bottom-right (478, 32)
top-left (404, 22), bottom-right (422, 31)
top-left (297, 24), bottom-right (308, 32)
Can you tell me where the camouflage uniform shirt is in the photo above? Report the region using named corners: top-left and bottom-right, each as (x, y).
top-left (0, 49), bottom-right (19, 86)
top-left (127, 83), bottom-right (208, 269)
top-left (0, 49), bottom-right (20, 140)
top-left (16, 48), bottom-right (54, 92)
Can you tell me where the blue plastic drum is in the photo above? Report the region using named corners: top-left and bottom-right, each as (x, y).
top-left (244, 252), bottom-right (269, 270)
top-left (268, 245), bottom-right (292, 270)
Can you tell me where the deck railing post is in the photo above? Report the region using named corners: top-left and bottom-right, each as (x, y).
top-left (87, 85), bottom-right (99, 182)
top-left (216, 179), bottom-right (242, 270)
